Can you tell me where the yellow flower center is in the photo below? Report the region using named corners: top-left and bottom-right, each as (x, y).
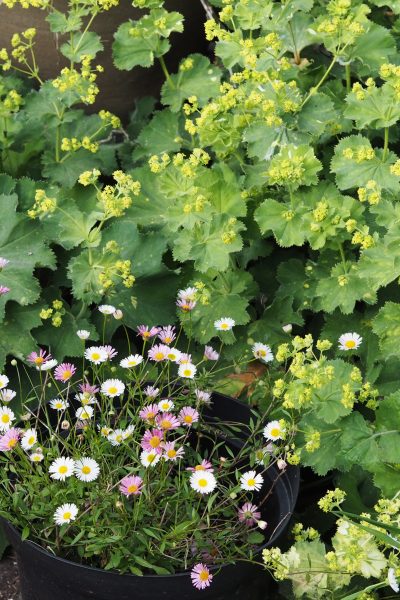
top-left (220, 323), bottom-right (229, 329)
top-left (154, 352), bottom-right (164, 360)
top-left (28, 436), bottom-right (35, 445)
top-left (62, 370), bottom-right (72, 380)
top-left (259, 349), bottom-right (266, 357)
top-left (108, 387), bottom-right (117, 395)
top-left (198, 478), bottom-right (208, 487)
top-left (128, 360), bottom-right (137, 366)
top-left (8, 438), bottom-right (17, 448)
top-left (34, 357), bottom-right (44, 365)
top-left (1, 414), bottom-right (9, 423)
top-left (199, 570), bottom-right (209, 581)
top-left (59, 465), bottom-right (68, 474)
top-left (184, 369), bottom-right (192, 377)
top-left (82, 466), bottom-right (91, 475)
top-left (92, 353), bottom-right (100, 360)
top-left (195, 465), bottom-right (205, 471)
top-left (147, 454), bottom-right (156, 463)
top-left (116, 435), bottom-right (123, 443)
top-left (270, 427), bottom-right (280, 437)
top-left (345, 340), bottom-right (356, 349)
top-left (127, 484), bottom-right (138, 494)
top-left (143, 332), bottom-right (150, 339)
top-left (56, 403), bottom-right (63, 409)
top-left (167, 449), bottom-right (176, 458)
top-left (150, 436), bottom-right (161, 448)
top-left (184, 415), bottom-right (193, 423)
top-left (63, 512), bottom-right (71, 520)
top-left (161, 419), bottom-right (172, 429)
top-left (165, 337), bottom-right (172, 343)
top-left (247, 478), bottom-right (256, 487)
top-left (161, 403), bottom-right (169, 410)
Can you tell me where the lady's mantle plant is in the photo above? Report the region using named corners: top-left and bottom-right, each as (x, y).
top-left (0, 301), bottom-right (288, 588)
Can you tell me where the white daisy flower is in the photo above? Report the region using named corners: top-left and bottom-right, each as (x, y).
top-left (36, 358), bottom-right (58, 371)
top-left (30, 451), bottom-right (44, 462)
top-left (98, 305), bottom-right (116, 315)
top-left (263, 420), bottom-right (285, 441)
top-left (190, 471), bottom-right (217, 495)
top-left (76, 406), bottom-right (94, 421)
top-left (108, 429), bottom-right (125, 446)
top-left (255, 446), bottom-right (273, 465)
top-left (214, 318), bottom-right (235, 331)
top-left (388, 568), bottom-right (399, 593)
top-left (0, 389), bottom-right (16, 403)
top-left (338, 332), bottom-right (362, 351)
top-left (49, 457), bottom-right (75, 481)
top-left (178, 363), bottom-right (197, 379)
top-left (75, 393), bottom-right (96, 406)
top-left (166, 348), bottom-right (182, 362)
top-left (158, 399), bottom-right (174, 412)
top-left (84, 346), bottom-right (108, 364)
top-left (240, 470), bottom-right (264, 492)
top-left (120, 354), bottom-right (143, 368)
top-left (122, 424), bottom-right (135, 440)
top-left (77, 330), bottom-right (90, 340)
top-left (54, 503), bottom-right (78, 526)
top-left (98, 425), bottom-right (113, 438)
top-left (0, 406), bottom-right (15, 431)
top-left (0, 374), bottom-right (9, 390)
top-left (282, 324), bottom-right (292, 333)
top-left (252, 343), bottom-right (274, 363)
top-left (195, 389), bottom-right (212, 404)
top-left (74, 457), bottom-right (100, 482)
top-left (140, 449), bottom-right (160, 468)
top-left (49, 398), bottom-right (69, 411)
top-left (101, 379), bottom-right (125, 398)
top-left (21, 428), bottom-right (37, 451)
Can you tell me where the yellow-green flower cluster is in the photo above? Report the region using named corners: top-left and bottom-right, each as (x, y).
top-left (99, 171), bottom-right (141, 218)
top-left (53, 56), bottom-right (102, 104)
top-left (98, 110), bottom-right (121, 129)
top-left (292, 523), bottom-right (319, 542)
top-left (357, 180), bottom-right (381, 205)
top-left (39, 299), bottom-right (65, 328)
top-left (28, 189), bottom-right (57, 219)
top-left (0, 28), bottom-right (39, 78)
top-left (78, 169), bottom-right (101, 187)
top-left (318, 488), bottom-right (346, 513)
top-left (342, 146), bottom-right (375, 163)
top-left (0, 89), bottom-right (23, 118)
top-left (316, 0), bottom-right (368, 47)
top-left (61, 137), bottom-right (99, 154)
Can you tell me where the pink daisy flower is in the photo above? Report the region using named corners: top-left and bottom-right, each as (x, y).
top-left (0, 285), bottom-right (10, 296)
top-left (27, 349), bottom-right (52, 367)
top-left (139, 404), bottom-right (160, 422)
top-left (101, 345), bottom-right (118, 359)
top-left (179, 407), bottom-right (199, 427)
top-left (195, 389), bottom-right (212, 404)
top-left (178, 353), bottom-right (192, 364)
top-left (119, 475), bottom-right (143, 497)
top-left (0, 427), bottom-right (21, 452)
top-left (162, 441), bottom-right (184, 461)
top-left (141, 428), bottom-right (164, 454)
top-left (191, 563), bottom-right (213, 590)
top-left (137, 325), bottom-right (160, 340)
top-left (186, 459), bottom-right (214, 473)
top-left (204, 345), bottom-right (219, 361)
top-left (238, 503), bottom-right (261, 527)
top-left (148, 344), bottom-right (169, 362)
top-left (158, 325), bottom-right (176, 345)
top-left (176, 298), bottom-right (196, 312)
top-left (144, 386), bottom-right (160, 398)
top-left (54, 363), bottom-right (76, 382)
top-left (156, 412), bottom-right (180, 431)
top-left (79, 382), bottom-right (99, 394)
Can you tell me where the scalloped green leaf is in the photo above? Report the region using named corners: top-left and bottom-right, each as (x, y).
top-left (372, 302), bottom-right (400, 359)
top-left (254, 198), bottom-right (305, 247)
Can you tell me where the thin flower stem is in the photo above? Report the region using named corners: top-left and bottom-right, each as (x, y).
top-left (383, 126), bottom-right (390, 161)
top-left (345, 63), bottom-right (351, 93)
top-left (159, 56), bottom-right (175, 89)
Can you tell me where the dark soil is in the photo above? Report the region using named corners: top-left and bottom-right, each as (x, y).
top-left (0, 552), bottom-right (20, 600)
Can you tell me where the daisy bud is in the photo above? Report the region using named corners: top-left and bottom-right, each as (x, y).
top-left (113, 309), bottom-right (123, 320)
top-left (282, 324), bottom-right (292, 333)
top-left (111, 366), bottom-right (117, 373)
top-left (257, 520), bottom-right (268, 530)
top-left (277, 459), bottom-right (287, 470)
top-left (230, 492), bottom-right (237, 499)
top-left (115, 501), bottom-right (124, 510)
top-left (10, 359), bottom-right (17, 366)
top-left (20, 413), bottom-right (31, 421)
top-left (220, 456), bottom-right (227, 463)
top-left (61, 420), bottom-right (70, 430)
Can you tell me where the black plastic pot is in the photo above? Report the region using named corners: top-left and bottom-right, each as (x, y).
top-left (2, 394), bottom-right (299, 600)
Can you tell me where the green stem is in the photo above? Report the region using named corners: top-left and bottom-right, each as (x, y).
top-left (159, 56), bottom-right (175, 89)
top-left (338, 242), bottom-right (347, 271)
top-left (383, 126), bottom-right (389, 161)
top-left (345, 63), bottom-right (351, 93)
top-left (300, 55), bottom-right (337, 108)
